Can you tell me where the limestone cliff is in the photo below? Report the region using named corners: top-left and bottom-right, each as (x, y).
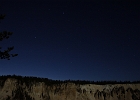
top-left (0, 76), bottom-right (140, 100)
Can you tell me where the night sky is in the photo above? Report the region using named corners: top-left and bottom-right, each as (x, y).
top-left (0, 0), bottom-right (140, 81)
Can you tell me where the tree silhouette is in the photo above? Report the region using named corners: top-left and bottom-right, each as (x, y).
top-left (0, 14), bottom-right (18, 60)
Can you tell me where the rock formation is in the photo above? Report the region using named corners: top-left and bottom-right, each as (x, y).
top-left (0, 75), bottom-right (140, 100)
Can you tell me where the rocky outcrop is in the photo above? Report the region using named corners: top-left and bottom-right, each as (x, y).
top-left (0, 77), bottom-right (140, 100)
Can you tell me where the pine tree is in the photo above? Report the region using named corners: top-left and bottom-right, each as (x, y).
top-left (0, 14), bottom-right (18, 60)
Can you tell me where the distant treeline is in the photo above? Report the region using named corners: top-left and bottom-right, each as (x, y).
top-left (0, 75), bottom-right (140, 86)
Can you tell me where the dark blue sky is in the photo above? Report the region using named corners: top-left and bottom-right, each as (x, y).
top-left (0, 0), bottom-right (140, 81)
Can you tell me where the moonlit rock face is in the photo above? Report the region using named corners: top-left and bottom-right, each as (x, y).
top-left (0, 78), bottom-right (140, 100)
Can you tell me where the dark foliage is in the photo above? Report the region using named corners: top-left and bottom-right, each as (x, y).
top-left (12, 87), bottom-right (33, 100)
top-left (132, 89), bottom-right (140, 100)
top-left (6, 96), bottom-right (11, 100)
top-left (13, 87), bottom-right (24, 100)
top-left (0, 14), bottom-right (18, 60)
top-left (0, 75), bottom-right (140, 86)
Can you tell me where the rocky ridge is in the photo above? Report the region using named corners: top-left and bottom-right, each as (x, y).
top-left (0, 75), bottom-right (140, 100)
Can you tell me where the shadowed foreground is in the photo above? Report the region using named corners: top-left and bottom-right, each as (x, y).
top-left (0, 75), bottom-right (140, 100)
